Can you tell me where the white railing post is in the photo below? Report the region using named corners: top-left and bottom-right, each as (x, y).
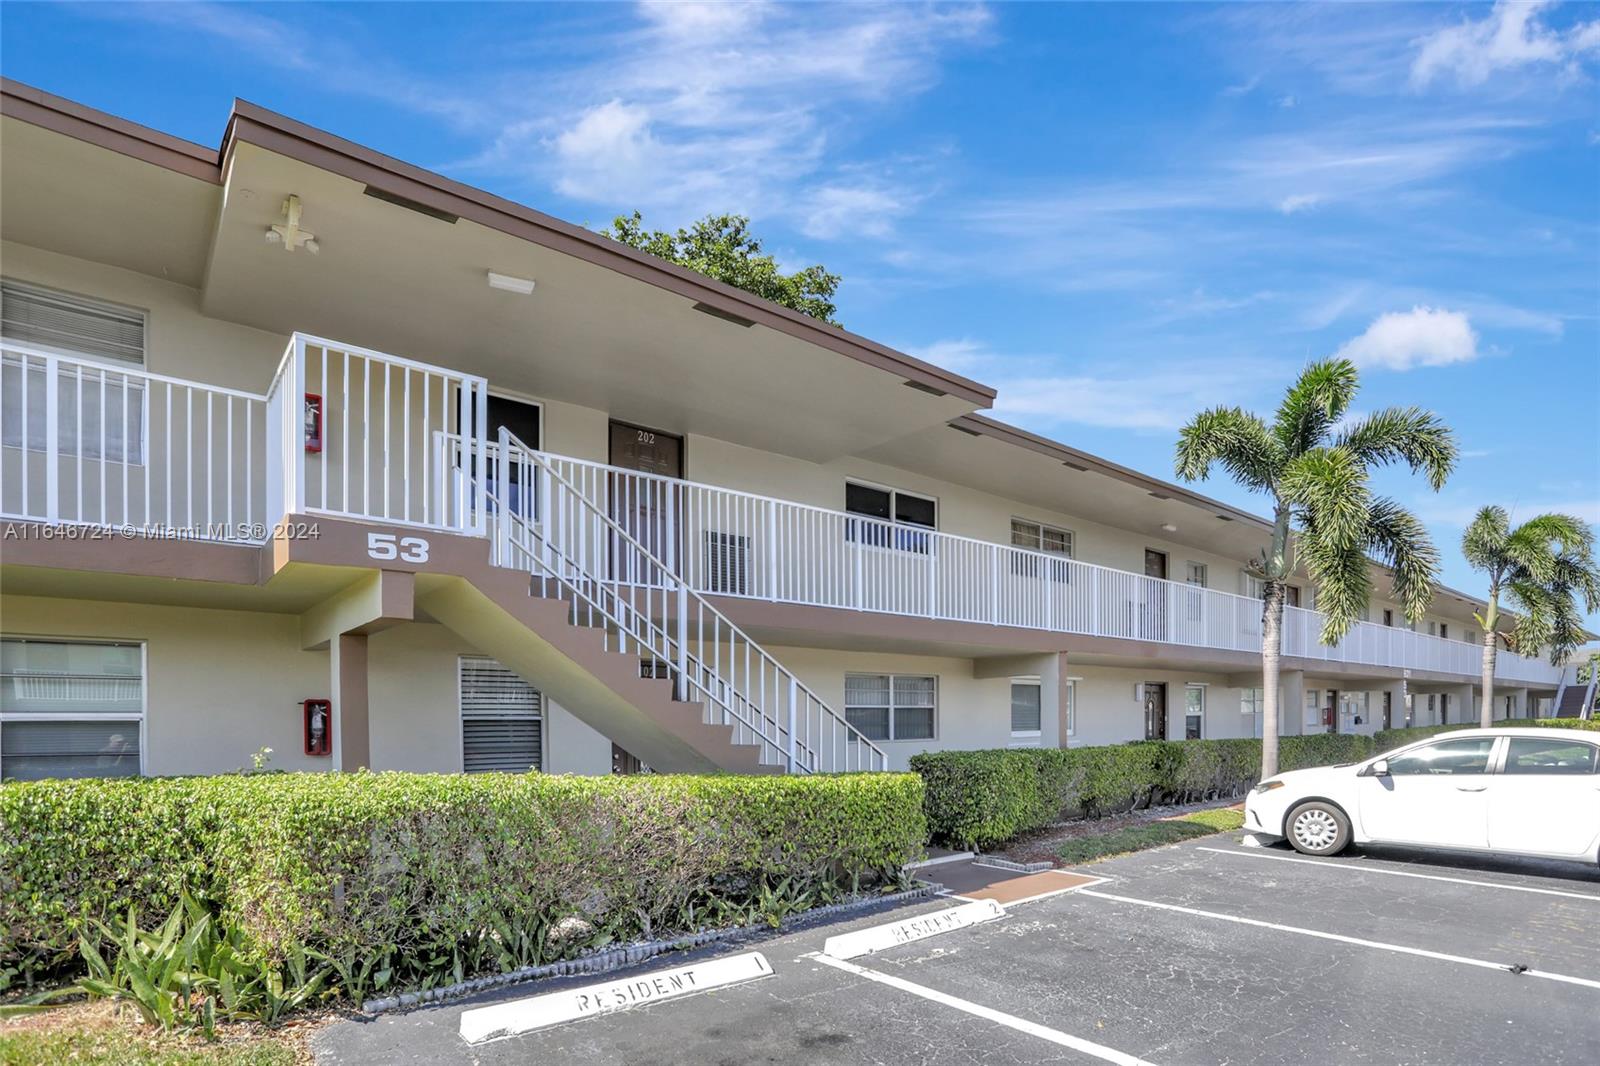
top-left (496, 427), bottom-right (512, 562)
top-left (676, 580), bottom-right (690, 702)
top-left (42, 354), bottom-right (58, 523)
top-left (787, 677), bottom-right (798, 772)
top-left (290, 337), bottom-right (307, 516)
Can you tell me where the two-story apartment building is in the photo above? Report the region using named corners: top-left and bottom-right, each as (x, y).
top-left (0, 81), bottom-right (1571, 781)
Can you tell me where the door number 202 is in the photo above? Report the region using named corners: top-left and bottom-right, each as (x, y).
top-left (368, 532), bottom-right (430, 563)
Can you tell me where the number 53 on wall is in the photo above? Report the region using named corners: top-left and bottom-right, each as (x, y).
top-left (367, 532), bottom-right (430, 563)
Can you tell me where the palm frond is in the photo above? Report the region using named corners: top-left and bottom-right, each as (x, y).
top-left (1272, 358), bottom-right (1358, 459)
top-left (1363, 497), bottom-right (1440, 623)
top-left (1174, 407), bottom-right (1278, 491)
top-left (1334, 406), bottom-right (1456, 491)
top-left (1296, 517), bottom-right (1372, 644)
top-left (1279, 447), bottom-right (1370, 551)
top-left (1460, 505), bottom-right (1509, 572)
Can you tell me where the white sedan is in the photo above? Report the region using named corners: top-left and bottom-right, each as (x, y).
top-left (1244, 727), bottom-right (1600, 863)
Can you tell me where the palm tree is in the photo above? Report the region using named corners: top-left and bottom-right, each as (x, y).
top-left (1175, 358), bottom-right (1456, 777)
top-left (1460, 508), bottom-right (1599, 726)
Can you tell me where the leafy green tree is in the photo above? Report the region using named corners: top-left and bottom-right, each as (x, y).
top-left (1460, 508), bottom-right (1598, 726)
top-left (1175, 358), bottom-right (1456, 777)
top-left (600, 212), bottom-right (842, 323)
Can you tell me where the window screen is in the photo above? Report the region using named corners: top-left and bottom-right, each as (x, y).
top-left (1, 638), bottom-right (143, 781)
top-left (1, 280), bottom-right (146, 365)
top-left (845, 673), bottom-right (936, 741)
top-left (1010, 681), bottom-right (1042, 734)
top-left (460, 657), bottom-right (542, 772)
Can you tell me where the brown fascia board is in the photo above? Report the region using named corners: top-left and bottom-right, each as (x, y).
top-left (219, 99), bottom-right (997, 408)
top-left (0, 78), bottom-right (221, 184)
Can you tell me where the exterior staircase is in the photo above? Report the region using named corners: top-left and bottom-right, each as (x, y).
top-left (420, 430), bottom-right (888, 774)
top-left (1551, 668), bottom-right (1596, 720)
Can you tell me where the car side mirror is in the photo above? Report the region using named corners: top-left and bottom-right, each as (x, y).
top-left (1365, 759), bottom-right (1390, 777)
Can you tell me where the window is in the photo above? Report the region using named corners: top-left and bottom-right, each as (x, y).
top-left (845, 674), bottom-right (936, 741)
top-left (1, 355), bottom-right (147, 464)
top-left (1427, 621), bottom-right (1437, 637)
top-left (1387, 737), bottom-right (1495, 776)
top-left (1242, 572), bottom-right (1266, 600)
top-left (1, 280), bottom-right (146, 365)
top-left (1066, 679), bottom-right (1078, 736)
top-left (1, 638), bottom-right (143, 781)
top-left (459, 656), bottom-right (543, 772)
top-left (1241, 687), bottom-right (1263, 717)
top-left (845, 482), bottom-right (935, 552)
top-left (1184, 685), bottom-right (1204, 740)
top-left (1503, 738), bottom-right (1598, 775)
top-left (1184, 562), bottom-right (1207, 587)
top-left (1304, 689), bottom-right (1322, 730)
top-left (1010, 679), bottom-right (1042, 736)
top-left (1439, 623), bottom-right (1449, 640)
top-left (1010, 518), bottom-right (1073, 579)
top-left (1285, 585), bottom-right (1301, 608)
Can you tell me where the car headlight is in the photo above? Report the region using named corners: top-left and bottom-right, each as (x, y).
top-left (1252, 779), bottom-right (1285, 795)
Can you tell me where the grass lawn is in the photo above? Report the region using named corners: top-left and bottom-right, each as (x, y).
top-left (0, 1002), bottom-right (306, 1066)
top-left (1056, 807), bottom-right (1245, 865)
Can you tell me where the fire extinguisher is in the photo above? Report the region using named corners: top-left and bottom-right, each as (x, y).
top-left (303, 699), bottom-right (332, 756)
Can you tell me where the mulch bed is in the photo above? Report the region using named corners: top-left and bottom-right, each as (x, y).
top-left (998, 798), bottom-right (1246, 867)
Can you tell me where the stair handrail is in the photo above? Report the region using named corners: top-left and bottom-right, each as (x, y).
top-left (491, 428), bottom-right (889, 773)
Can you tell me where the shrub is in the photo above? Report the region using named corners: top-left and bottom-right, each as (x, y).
top-left (914, 719), bottom-right (1595, 850)
top-left (0, 771), bottom-right (923, 993)
top-left (913, 735), bottom-right (1377, 849)
top-left (1371, 717), bottom-right (1597, 751)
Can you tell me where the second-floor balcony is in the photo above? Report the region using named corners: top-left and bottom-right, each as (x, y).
top-left (0, 335), bottom-right (1565, 688)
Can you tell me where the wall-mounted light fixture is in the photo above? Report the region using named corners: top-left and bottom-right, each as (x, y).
top-left (487, 271), bottom-right (536, 295)
top-left (1160, 522), bottom-right (1178, 533)
top-left (267, 195), bottom-right (319, 253)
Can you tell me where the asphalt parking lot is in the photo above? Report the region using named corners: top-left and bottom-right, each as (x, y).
top-left (313, 838), bottom-right (1600, 1065)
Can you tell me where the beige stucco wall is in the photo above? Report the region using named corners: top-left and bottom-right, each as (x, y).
top-left (0, 594), bottom-right (612, 777)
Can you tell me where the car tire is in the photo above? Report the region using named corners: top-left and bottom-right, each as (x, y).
top-left (1285, 801), bottom-right (1351, 857)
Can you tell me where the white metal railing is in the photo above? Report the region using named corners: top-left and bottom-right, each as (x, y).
top-left (490, 429), bottom-right (888, 773)
top-left (2, 344), bottom-right (267, 542)
top-left (267, 333), bottom-right (488, 536)
top-left (527, 451), bottom-right (1564, 687)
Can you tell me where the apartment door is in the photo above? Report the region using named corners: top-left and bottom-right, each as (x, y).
top-left (1382, 690), bottom-right (1393, 730)
top-left (1143, 682), bottom-right (1167, 740)
top-left (485, 395), bottom-right (542, 520)
top-left (608, 421), bottom-right (684, 582)
top-left (1140, 549), bottom-right (1169, 641)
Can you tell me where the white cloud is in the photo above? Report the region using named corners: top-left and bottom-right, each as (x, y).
top-left (1277, 193), bottom-right (1322, 214)
top-left (490, 1), bottom-right (992, 226)
top-left (798, 182), bottom-right (911, 240)
top-left (1411, 0), bottom-right (1600, 88)
top-left (1334, 306), bottom-right (1480, 371)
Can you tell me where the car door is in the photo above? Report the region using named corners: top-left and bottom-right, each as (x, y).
top-left (1487, 736), bottom-right (1600, 859)
top-left (1356, 736), bottom-right (1500, 849)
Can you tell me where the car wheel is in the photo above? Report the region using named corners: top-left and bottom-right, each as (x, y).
top-left (1285, 801), bottom-right (1351, 857)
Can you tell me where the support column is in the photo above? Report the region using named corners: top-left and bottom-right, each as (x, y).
top-left (1046, 651), bottom-right (1070, 749)
top-left (1383, 679), bottom-right (1409, 730)
top-left (331, 632), bottom-right (370, 771)
top-left (1507, 688), bottom-right (1529, 720)
top-left (1279, 670), bottom-right (1306, 736)
top-left (1456, 684), bottom-right (1476, 726)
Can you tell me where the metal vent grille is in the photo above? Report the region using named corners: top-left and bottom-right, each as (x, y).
top-left (703, 531), bottom-right (749, 595)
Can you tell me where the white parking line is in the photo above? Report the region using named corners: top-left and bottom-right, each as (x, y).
top-left (808, 952), bottom-right (1158, 1066)
top-left (1077, 889), bottom-right (1600, 992)
top-left (1194, 846), bottom-right (1600, 902)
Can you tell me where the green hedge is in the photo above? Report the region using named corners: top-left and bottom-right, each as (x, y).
top-left (912, 722), bottom-right (1590, 850)
top-left (0, 771), bottom-right (924, 988)
top-left (1372, 717), bottom-right (1599, 750)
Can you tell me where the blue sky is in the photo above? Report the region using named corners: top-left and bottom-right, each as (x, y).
top-left (3, 1), bottom-right (1598, 621)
